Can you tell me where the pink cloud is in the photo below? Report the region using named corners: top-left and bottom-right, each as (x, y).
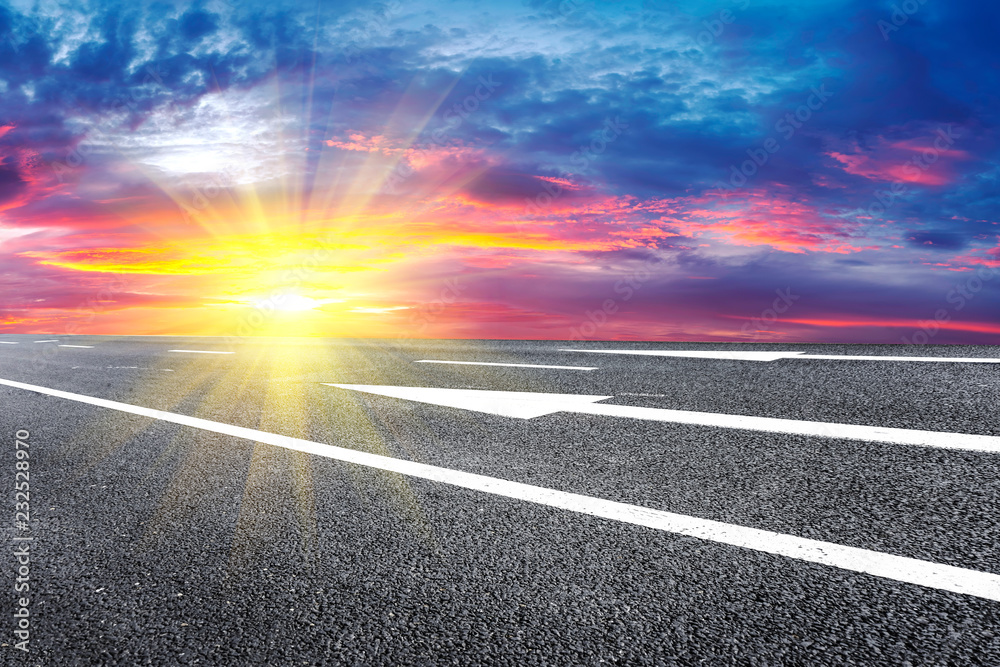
top-left (661, 189), bottom-right (871, 254)
top-left (825, 129), bottom-right (970, 186)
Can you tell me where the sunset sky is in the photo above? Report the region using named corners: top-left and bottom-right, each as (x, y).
top-left (0, 0), bottom-right (998, 342)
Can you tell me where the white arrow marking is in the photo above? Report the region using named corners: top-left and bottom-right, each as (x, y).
top-left (416, 360), bottom-right (598, 371)
top-left (560, 349), bottom-right (1000, 363)
top-left (2, 375), bottom-right (1000, 602)
top-left (329, 384), bottom-right (1000, 454)
top-left (329, 384), bottom-right (612, 419)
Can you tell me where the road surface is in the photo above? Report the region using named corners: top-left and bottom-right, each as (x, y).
top-left (0, 335), bottom-right (998, 664)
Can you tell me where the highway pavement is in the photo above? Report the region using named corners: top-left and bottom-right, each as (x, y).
top-left (0, 335), bottom-right (999, 665)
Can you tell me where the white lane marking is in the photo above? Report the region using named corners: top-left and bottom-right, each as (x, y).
top-left (562, 349), bottom-right (800, 361)
top-left (2, 376), bottom-right (998, 602)
top-left (329, 384), bottom-right (612, 419)
top-left (0, 341), bottom-right (19, 345)
top-left (560, 349), bottom-right (1000, 363)
top-left (416, 360), bottom-right (598, 371)
top-left (107, 366), bottom-right (175, 372)
top-left (33, 339), bottom-right (59, 343)
top-left (574, 403), bottom-right (1000, 453)
top-left (58, 345), bottom-right (94, 349)
top-left (796, 354), bottom-right (1000, 363)
top-left (168, 349), bottom-right (234, 355)
top-left (330, 385), bottom-right (1000, 454)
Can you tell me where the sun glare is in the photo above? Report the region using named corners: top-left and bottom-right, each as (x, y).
top-left (259, 294), bottom-right (327, 312)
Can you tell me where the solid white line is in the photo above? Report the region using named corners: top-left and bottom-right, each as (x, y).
top-left (33, 339), bottom-right (58, 343)
top-left (560, 349), bottom-right (1000, 363)
top-left (561, 349), bottom-right (800, 361)
top-left (1, 376), bottom-right (999, 602)
top-left (797, 354), bottom-right (1000, 363)
top-left (331, 384), bottom-right (1000, 454)
top-left (574, 403), bottom-right (1000, 454)
top-left (168, 349), bottom-right (234, 355)
top-left (58, 345), bottom-right (94, 349)
top-left (416, 360), bottom-right (598, 371)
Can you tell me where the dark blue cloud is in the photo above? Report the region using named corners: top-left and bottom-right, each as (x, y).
top-left (70, 12), bottom-right (138, 82)
top-left (905, 231), bottom-right (969, 250)
top-left (0, 161), bottom-right (26, 204)
top-left (178, 8), bottom-right (219, 43)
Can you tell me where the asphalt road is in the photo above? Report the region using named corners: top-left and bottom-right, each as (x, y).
top-left (1, 335), bottom-right (999, 665)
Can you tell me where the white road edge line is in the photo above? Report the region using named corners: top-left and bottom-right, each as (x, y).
top-left (58, 345), bottom-right (95, 349)
top-left (559, 349), bottom-right (1000, 363)
top-left (168, 349), bottom-right (234, 355)
top-left (416, 360), bottom-right (598, 371)
top-left (2, 376), bottom-right (999, 602)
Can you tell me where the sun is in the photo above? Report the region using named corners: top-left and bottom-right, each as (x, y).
top-left (255, 294), bottom-right (328, 312)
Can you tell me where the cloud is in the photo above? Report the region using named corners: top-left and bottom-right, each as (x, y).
top-left (905, 231), bottom-right (968, 250)
top-left (0, 0), bottom-right (998, 341)
top-left (0, 160), bottom-right (26, 205)
top-left (826, 130), bottom-right (970, 186)
top-left (178, 8), bottom-right (220, 43)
